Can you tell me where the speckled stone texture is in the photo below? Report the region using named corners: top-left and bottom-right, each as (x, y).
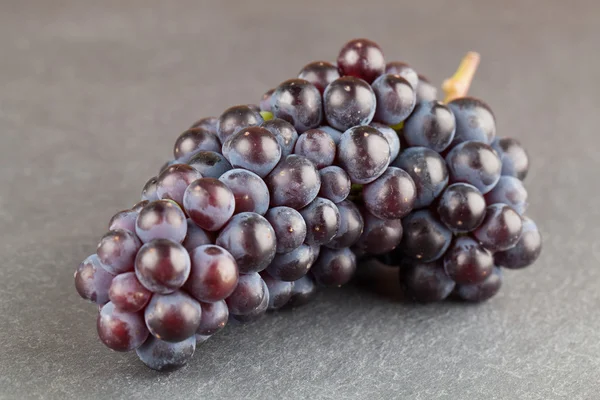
top-left (0, 1), bottom-right (598, 399)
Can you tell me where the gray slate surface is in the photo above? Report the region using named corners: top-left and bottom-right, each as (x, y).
top-left (1, 1), bottom-right (598, 399)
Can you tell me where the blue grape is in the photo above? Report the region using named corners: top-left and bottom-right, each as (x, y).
top-left (261, 118), bottom-right (299, 157)
top-left (491, 137), bottom-right (529, 180)
top-left (323, 76), bottom-right (376, 132)
top-left (485, 176), bottom-right (528, 214)
top-left (108, 209), bottom-right (138, 233)
top-left (294, 128), bottom-right (336, 169)
top-left (260, 89), bottom-right (274, 112)
top-left (271, 79), bottom-right (323, 133)
top-left (372, 74), bottom-right (416, 125)
top-left (400, 209), bottom-right (452, 262)
top-left (445, 141), bottom-right (501, 194)
top-left (108, 272), bottom-right (151, 312)
top-left (231, 281), bottom-right (269, 323)
top-left (225, 272), bottom-right (266, 315)
top-left (385, 62), bottom-right (418, 88)
top-left (219, 169), bottom-right (270, 215)
top-left (190, 116), bottom-right (218, 134)
top-left (473, 204), bottom-right (523, 252)
top-left (370, 122), bottom-right (400, 161)
top-left (399, 260), bottom-right (455, 302)
top-left (264, 206), bottom-right (307, 253)
top-left (96, 229), bottom-right (141, 275)
top-left (494, 217), bottom-right (542, 269)
top-left (265, 155), bottom-right (321, 209)
top-left (311, 247), bottom-right (357, 287)
top-left (197, 300), bottom-right (229, 335)
top-left (97, 301), bottom-right (149, 351)
top-left (326, 199), bottom-right (364, 249)
top-left (183, 178), bottom-right (235, 231)
top-left (415, 74), bottom-right (437, 102)
top-left (141, 176), bottom-right (159, 201)
top-left (187, 151), bottom-right (232, 178)
top-left (144, 290), bottom-right (202, 342)
top-left (437, 183), bottom-right (487, 233)
top-left (222, 126), bottom-right (282, 178)
top-left (300, 197), bottom-right (340, 246)
top-left (182, 218), bottom-right (213, 252)
top-left (448, 97), bottom-right (496, 145)
top-left (443, 237), bottom-right (494, 284)
top-left (74, 254), bottom-right (115, 304)
top-left (261, 272), bottom-right (293, 310)
top-left (136, 200), bottom-right (187, 243)
top-left (136, 335), bottom-right (196, 372)
top-left (173, 128), bottom-right (221, 162)
top-left (135, 239), bottom-right (191, 294)
top-left (298, 61), bottom-right (340, 94)
top-left (337, 125), bottom-right (390, 184)
top-left (265, 244), bottom-right (313, 281)
top-left (185, 244), bottom-right (239, 302)
top-left (337, 38), bottom-right (385, 84)
top-left (317, 125), bottom-right (342, 145)
top-left (156, 164), bottom-right (202, 208)
top-left (318, 166), bottom-right (351, 204)
top-left (456, 267), bottom-right (502, 302)
top-left (217, 105), bottom-right (264, 143)
top-left (403, 100), bottom-right (456, 152)
top-left (285, 274), bottom-right (317, 308)
top-left (362, 167), bottom-right (416, 220)
top-left (356, 209), bottom-right (403, 255)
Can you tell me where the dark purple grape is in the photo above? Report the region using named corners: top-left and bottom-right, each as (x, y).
top-left (415, 75), bottom-right (438, 102)
top-left (218, 169), bottom-right (270, 215)
top-left (456, 267), bottom-right (502, 302)
top-left (448, 97), bottom-right (496, 145)
top-left (400, 260), bottom-right (455, 302)
top-left (491, 137), bottom-right (529, 180)
top-left (294, 128), bottom-right (336, 169)
top-left (264, 206), bottom-right (307, 253)
top-left (216, 212), bottom-right (277, 274)
top-left (326, 200), bottom-right (364, 249)
top-left (144, 290), bottom-right (202, 342)
top-left (401, 210), bottom-right (452, 262)
top-left (485, 176), bottom-right (528, 214)
top-left (265, 155), bottom-right (321, 209)
top-left (362, 167), bottom-right (416, 220)
top-left (260, 89), bottom-right (275, 112)
top-left (108, 209), bottom-right (138, 232)
top-left (185, 244), bottom-right (239, 303)
top-left (156, 164), bottom-right (202, 208)
top-left (187, 151), bottom-right (232, 178)
top-left (372, 74), bottom-right (416, 125)
top-left (323, 76), bottom-right (376, 132)
top-left (494, 217), bottom-right (542, 269)
top-left (197, 300), bottom-right (229, 335)
top-left (96, 229), bottom-right (141, 275)
top-left (261, 272), bottom-right (293, 310)
top-left (337, 38), bottom-right (385, 84)
top-left (136, 335), bottom-right (196, 372)
top-left (337, 125), bottom-right (390, 184)
top-left (225, 272), bottom-right (266, 315)
top-left (135, 239), bottom-right (191, 294)
top-left (298, 61), bottom-right (340, 94)
top-left (370, 122), bottom-right (400, 161)
top-left (217, 105), bottom-right (264, 143)
top-left (403, 101), bottom-right (456, 152)
top-left (74, 254), bottom-right (115, 304)
top-left (437, 183), bottom-right (487, 233)
top-left (474, 204), bottom-right (523, 252)
top-left (392, 147), bottom-right (449, 208)
top-left (261, 118), bottom-right (298, 157)
top-left (190, 116), bottom-right (218, 134)
top-left (311, 247), bottom-right (356, 287)
top-left (247, 104), bottom-right (261, 114)
top-left (271, 79), bottom-right (322, 133)
top-left (141, 177), bottom-right (159, 201)
top-left (183, 178), bottom-right (235, 231)
top-left (356, 209), bottom-right (403, 255)
top-left (265, 244), bottom-right (313, 281)
top-left (285, 274), bottom-right (317, 308)
top-left (445, 141), bottom-right (502, 195)
top-left (318, 166), bottom-right (351, 204)
top-left (443, 237), bottom-right (494, 284)
top-left (230, 281), bottom-right (269, 323)
top-left (173, 128), bottom-right (221, 162)
top-left (317, 126), bottom-right (343, 145)
top-left (384, 62), bottom-right (418, 88)
top-left (222, 126), bottom-right (281, 177)
top-left (300, 197), bottom-right (340, 246)
top-left (97, 301), bottom-right (149, 351)
top-left (136, 200), bottom-right (187, 243)
top-left (108, 272), bottom-right (152, 312)
top-left (182, 218), bottom-right (213, 252)
top-left (132, 200), bottom-right (149, 213)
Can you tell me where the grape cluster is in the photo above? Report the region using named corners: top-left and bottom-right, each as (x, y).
top-left (74, 38), bottom-right (542, 371)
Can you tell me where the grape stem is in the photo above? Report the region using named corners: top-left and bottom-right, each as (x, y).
top-left (442, 52), bottom-right (480, 103)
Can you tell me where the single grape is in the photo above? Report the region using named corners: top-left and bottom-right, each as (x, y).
top-left (318, 166), bottom-right (351, 204)
top-left (218, 169), bottom-right (270, 215)
top-left (448, 97), bottom-right (496, 145)
top-left (136, 335), bottom-right (196, 372)
top-left (326, 199), bottom-right (364, 249)
top-left (337, 125), bottom-right (390, 184)
top-left (285, 274), bottom-right (317, 308)
top-left (182, 218), bottom-right (214, 252)
top-left (190, 116), bottom-right (218, 134)
top-left (230, 281), bottom-right (269, 323)
top-left (294, 128), bottom-right (336, 169)
top-left (225, 272), bottom-right (266, 315)
top-left (317, 125), bottom-right (343, 145)
top-left (491, 137), bottom-right (530, 180)
top-left (221, 126), bottom-right (281, 177)
top-left (403, 100), bottom-right (456, 152)
top-left (437, 183), bottom-right (487, 232)
top-left (265, 154), bottom-right (321, 209)
top-left (445, 141), bottom-right (502, 195)
top-left (443, 237), bottom-right (494, 284)
top-left (261, 118), bottom-right (299, 157)
top-left (337, 38), bottom-right (385, 83)
top-left (474, 204), bottom-right (523, 252)
top-left (135, 239), bottom-right (191, 294)
top-left (356, 209), bottom-right (403, 255)
top-left (401, 209), bottom-right (452, 262)
top-left (185, 244), bottom-right (239, 302)
top-left (216, 212), bottom-right (277, 274)
top-left (183, 178), bottom-right (235, 231)
top-left (265, 244), bottom-right (313, 281)
top-left (187, 151), bottom-right (232, 179)
top-left (456, 267), bottom-right (502, 302)
top-left (494, 216), bottom-right (542, 269)
top-left (300, 197), bottom-right (340, 246)
top-left (74, 254), bottom-right (115, 304)
top-left (485, 176), bottom-right (528, 214)
top-left (323, 76), bottom-right (376, 132)
top-left (384, 62), bottom-right (419, 88)
top-left (135, 200), bottom-right (187, 243)
top-left (415, 75), bottom-right (438, 102)
top-left (108, 272), bottom-right (152, 312)
top-left (261, 272), bottom-right (293, 310)
top-left (131, 200), bottom-right (149, 213)
top-left (362, 167), bottom-right (416, 220)
top-left (264, 206), bottom-right (307, 253)
top-left (260, 89), bottom-right (275, 112)
top-left (392, 147), bottom-right (449, 208)
top-left (141, 177), bottom-right (159, 201)
top-left (372, 74), bottom-right (416, 125)
top-left (217, 105), bottom-right (264, 144)
top-left (298, 61), bottom-right (340, 93)
top-left (369, 122), bottom-right (400, 161)
top-left (197, 300), bottom-right (229, 335)
top-left (144, 290), bottom-right (202, 342)
top-left (97, 301), bottom-right (149, 351)
top-left (271, 79), bottom-right (322, 133)
top-left (400, 260), bottom-right (455, 302)
top-left (156, 164), bottom-right (202, 208)
top-left (108, 209), bottom-right (138, 233)
top-left (311, 247), bottom-right (356, 287)
top-left (96, 229), bottom-right (141, 275)
top-left (173, 128), bottom-right (221, 162)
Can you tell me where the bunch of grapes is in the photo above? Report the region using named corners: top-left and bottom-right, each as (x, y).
top-left (74, 38), bottom-right (542, 371)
